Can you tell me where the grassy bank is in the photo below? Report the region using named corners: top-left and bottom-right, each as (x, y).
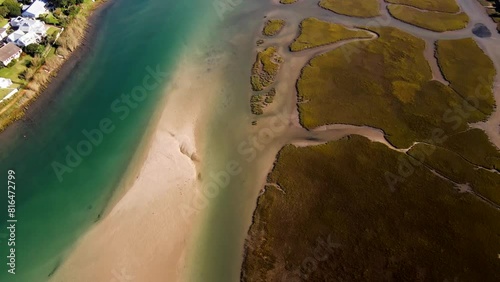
top-left (436, 38), bottom-right (496, 115)
top-left (290, 18), bottom-right (373, 52)
top-left (0, 0), bottom-right (107, 132)
top-left (387, 4), bottom-right (469, 32)
top-left (262, 19), bottom-right (285, 36)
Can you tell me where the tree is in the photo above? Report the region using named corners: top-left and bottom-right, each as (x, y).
top-left (65, 5), bottom-right (79, 17)
top-left (0, 6), bottom-right (9, 18)
top-left (24, 44), bottom-right (45, 57)
top-left (49, 0), bottom-right (84, 8)
top-left (3, 0), bottom-right (21, 17)
top-left (46, 33), bottom-right (59, 46)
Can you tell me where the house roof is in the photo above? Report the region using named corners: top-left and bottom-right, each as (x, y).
top-left (19, 19), bottom-right (44, 29)
top-left (0, 78), bottom-right (12, 84)
top-left (19, 32), bottom-right (39, 43)
top-left (10, 17), bottom-right (24, 27)
top-left (7, 30), bottom-right (26, 42)
top-left (24, 1), bottom-right (47, 16)
top-left (0, 43), bottom-right (21, 62)
top-left (17, 32), bottom-right (39, 47)
top-left (20, 19), bottom-right (36, 26)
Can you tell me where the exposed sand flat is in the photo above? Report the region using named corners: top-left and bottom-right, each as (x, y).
top-left (424, 39), bottom-right (449, 85)
top-left (50, 50), bottom-right (224, 282)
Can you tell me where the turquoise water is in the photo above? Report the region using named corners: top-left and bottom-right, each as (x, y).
top-left (0, 0), bottom-right (213, 280)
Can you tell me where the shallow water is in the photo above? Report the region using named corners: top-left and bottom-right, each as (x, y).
top-left (0, 0), bottom-right (213, 280)
top-left (188, 0), bottom-right (500, 281)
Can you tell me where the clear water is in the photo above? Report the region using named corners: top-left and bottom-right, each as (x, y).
top-left (0, 0), bottom-right (213, 280)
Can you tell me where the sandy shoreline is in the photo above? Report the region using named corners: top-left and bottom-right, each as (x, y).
top-left (50, 48), bottom-right (224, 281)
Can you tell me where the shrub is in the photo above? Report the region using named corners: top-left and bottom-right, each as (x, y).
top-left (40, 14), bottom-right (61, 25)
top-left (0, 6), bottom-right (9, 18)
top-left (251, 103), bottom-right (264, 115)
top-left (24, 44), bottom-right (46, 57)
top-left (7, 60), bottom-right (16, 68)
top-left (19, 67), bottom-right (36, 80)
top-left (3, 0), bottom-right (21, 17)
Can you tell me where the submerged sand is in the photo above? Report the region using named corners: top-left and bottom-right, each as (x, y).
top-left (50, 51), bottom-right (223, 281)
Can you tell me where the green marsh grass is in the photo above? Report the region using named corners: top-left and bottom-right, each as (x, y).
top-left (262, 19), bottom-right (285, 36)
top-left (296, 27), bottom-right (490, 148)
top-left (442, 128), bottom-right (500, 170)
top-left (242, 136), bottom-right (500, 281)
top-left (290, 18), bottom-right (372, 52)
top-left (387, 4), bottom-right (469, 32)
top-left (436, 38), bottom-right (496, 116)
top-left (408, 143), bottom-right (500, 205)
top-left (386, 0), bottom-right (460, 13)
top-left (251, 47), bottom-right (283, 91)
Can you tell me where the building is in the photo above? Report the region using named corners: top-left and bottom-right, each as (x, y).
top-left (17, 32), bottom-right (41, 47)
top-left (7, 18), bottom-right (47, 46)
top-left (0, 78), bottom-right (13, 89)
top-left (10, 17), bottom-right (25, 28)
top-left (0, 28), bottom-right (7, 41)
top-left (7, 30), bottom-right (25, 45)
top-left (0, 43), bottom-right (22, 66)
top-left (22, 0), bottom-right (48, 18)
top-left (18, 19), bottom-right (47, 36)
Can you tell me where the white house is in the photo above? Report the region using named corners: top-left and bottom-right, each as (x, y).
top-left (18, 19), bottom-right (47, 36)
top-left (0, 28), bottom-right (7, 41)
top-left (0, 43), bottom-right (22, 66)
top-left (7, 30), bottom-right (25, 44)
top-left (17, 32), bottom-right (41, 47)
top-left (10, 17), bottom-right (25, 28)
top-left (22, 0), bottom-right (48, 18)
top-left (0, 78), bottom-right (13, 89)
